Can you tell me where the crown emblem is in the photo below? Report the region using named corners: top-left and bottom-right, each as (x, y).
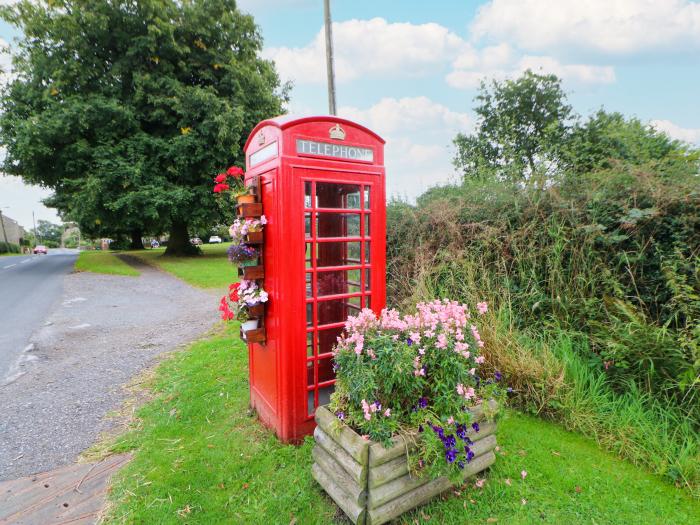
top-left (329, 123), bottom-right (346, 140)
top-left (256, 131), bottom-right (266, 146)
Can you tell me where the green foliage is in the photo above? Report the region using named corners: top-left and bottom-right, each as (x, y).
top-left (453, 71), bottom-right (573, 186)
top-left (35, 219), bottom-right (63, 245)
top-left (74, 251), bottom-right (140, 276)
top-left (0, 0), bottom-right (286, 254)
top-left (0, 241), bottom-right (20, 254)
top-left (389, 73), bottom-right (700, 491)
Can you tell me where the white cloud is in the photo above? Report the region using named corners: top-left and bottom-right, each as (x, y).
top-left (264, 18), bottom-right (465, 84)
top-left (266, 17), bottom-right (615, 89)
top-left (446, 48), bottom-right (615, 89)
top-left (0, 174), bottom-right (61, 228)
top-left (339, 97), bottom-right (471, 198)
top-left (471, 0), bottom-right (700, 54)
top-left (650, 119), bottom-right (700, 144)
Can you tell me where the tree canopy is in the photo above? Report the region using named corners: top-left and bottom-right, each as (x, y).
top-left (0, 0), bottom-right (286, 254)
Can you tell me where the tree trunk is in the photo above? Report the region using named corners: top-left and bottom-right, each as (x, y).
top-left (129, 230), bottom-right (144, 250)
top-left (165, 220), bottom-right (197, 256)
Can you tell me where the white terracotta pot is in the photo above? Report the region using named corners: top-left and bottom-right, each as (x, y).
top-left (242, 319), bottom-right (259, 332)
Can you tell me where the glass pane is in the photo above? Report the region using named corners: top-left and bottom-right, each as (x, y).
top-left (305, 242), bottom-right (316, 268)
top-left (319, 384), bottom-right (334, 407)
top-left (364, 214), bottom-right (370, 237)
top-left (316, 182), bottom-right (361, 209)
top-left (317, 269), bottom-right (362, 297)
top-left (318, 326), bottom-right (344, 356)
top-left (306, 360), bottom-right (314, 386)
top-left (347, 296), bottom-right (361, 311)
top-left (317, 213), bottom-right (360, 238)
top-left (364, 241), bottom-right (370, 263)
top-left (306, 272), bottom-right (313, 297)
top-left (306, 302), bottom-right (313, 327)
top-left (317, 241), bottom-right (362, 268)
top-left (363, 187), bottom-right (370, 208)
top-left (364, 269), bottom-right (371, 291)
top-left (304, 181), bottom-right (312, 208)
top-left (307, 332), bottom-right (314, 357)
top-left (305, 212), bottom-right (312, 238)
top-left (318, 356), bottom-right (334, 383)
top-left (365, 295), bottom-right (371, 309)
top-left (308, 389), bottom-right (315, 416)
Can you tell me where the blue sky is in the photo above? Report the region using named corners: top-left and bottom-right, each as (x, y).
top-left (2, 0), bottom-right (699, 228)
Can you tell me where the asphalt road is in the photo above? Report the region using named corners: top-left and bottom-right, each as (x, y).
top-left (0, 250), bottom-right (78, 383)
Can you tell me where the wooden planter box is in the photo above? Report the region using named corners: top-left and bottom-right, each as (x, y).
top-left (245, 231), bottom-right (264, 244)
top-left (247, 303), bottom-right (265, 318)
top-left (237, 202), bottom-right (263, 217)
top-left (312, 402), bottom-right (498, 525)
top-left (241, 326), bottom-right (266, 343)
top-left (238, 265), bottom-right (264, 280)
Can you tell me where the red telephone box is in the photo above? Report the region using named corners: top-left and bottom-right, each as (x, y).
top-left (242, 115), bottom-right (386, 442)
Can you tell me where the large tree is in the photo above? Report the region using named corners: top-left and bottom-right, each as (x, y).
top-left (453, 71), bottom-right (573, 187)
top-left (0, 0), bottom-right (286, 254)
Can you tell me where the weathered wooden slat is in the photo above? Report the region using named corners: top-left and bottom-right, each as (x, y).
top-left (366, 451), bottom-right (496, 525)
top-left (313, 446), bottom-right (366, 506)
top-left (368, 440), bottom-right (497, 511)
top-left (368, 402), bottom-right (497, 467)
top-left (315, 406), bottom-right (369, 466)
top-left (314, 426), bottom-right (368, 486)
top-left (367, 423), bottom-right (496, 489)
top-left (312, 463), bottom-right (366, 525)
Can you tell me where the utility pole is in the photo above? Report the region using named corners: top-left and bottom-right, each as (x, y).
top-left (0, 207), bottom-right (8, 245)
top-left (323, 0), bottom-right (337, 115)
top-left (32, 210), bottom-right (39, 245)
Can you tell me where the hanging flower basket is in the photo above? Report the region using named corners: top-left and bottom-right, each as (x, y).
top-left (237, 193), bottom-right (256, 204)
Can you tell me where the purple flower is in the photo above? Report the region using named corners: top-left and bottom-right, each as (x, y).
top-left (507, 387), bottom-right (513, 393)
top-left (472, 422), bottom-right (480, 432)
top-left (336, 411), bottom-right (345, 421)
top-left (494, 370), bottom-right (502, 382)
top-left (465, 447), bottom-right (475, 463)
top-left (457, 461), bottom-right (465, 469)
top-left (442, 434), bottom-right (456, 448)
top-left (406, 338), bottom-right (413, 346)
top-left (418, 424), bottom-right (424, 433)
top-left (456, 424), bottom-right (467, 440)
top-left (445, 448), bottom-right (458, 463)
top-left (418, 397), bottom-right (428, 409)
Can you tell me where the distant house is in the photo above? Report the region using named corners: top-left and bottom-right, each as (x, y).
top-left (0, 213), bottom-right (26, 245)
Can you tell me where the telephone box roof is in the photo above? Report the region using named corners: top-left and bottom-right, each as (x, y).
top-left (244, 114), bottom-right (385, 151)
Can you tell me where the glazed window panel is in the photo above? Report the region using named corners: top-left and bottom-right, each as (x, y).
top-left (305, 212), bottom-right (312, 238)
top-left (317, 269), bottom-right (362, 297)
top-left (316, 241), bottom-right (362, 268)
top-left (316, 182), bottom-right (361, 209)
top-left (318, 326), bottom-right (344, 356)
top-left (307, 332), bottom-right (315, 357)
top-left (316, 213), bottom-right (361, 238)
top-left (304, 181), bottom-right (313, 208)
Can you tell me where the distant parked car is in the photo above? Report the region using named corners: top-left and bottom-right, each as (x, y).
top-left (33, 245), bottom-right (48, 254)
top-left (190, 237), bottom-right (203, 246)
top-left (208, 236), bottom-right (222, 243)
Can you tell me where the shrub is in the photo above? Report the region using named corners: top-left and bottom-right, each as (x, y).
top-left (0, 241), bottom-right (20, 254)
top-left (330, 301), bottom-right (507, 480)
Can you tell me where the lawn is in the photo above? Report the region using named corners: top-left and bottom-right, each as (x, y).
top-left (104, 324), bottom-right (700, 524)
top-left (74, 250), bottom-right (140, 276)
top-left (126, 243), bottom-right (234, 289)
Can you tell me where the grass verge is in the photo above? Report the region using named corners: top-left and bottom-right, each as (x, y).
top-left (126, 243), bottom-right (234, 289)
top-left (74, 250), bottom-right (140, 276)
top-left (103, 324), bottom-right (700, 524)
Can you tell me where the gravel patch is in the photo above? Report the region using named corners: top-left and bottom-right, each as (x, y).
top-left (0, 258), bottom-right (218, 481)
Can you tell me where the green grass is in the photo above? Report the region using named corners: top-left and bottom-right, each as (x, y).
top-left (74, 250), bottom-right (140, 276)
top-left (104, 325), bottom-right (700, 524)
top-left (126, 243), bottom-right (234, 289)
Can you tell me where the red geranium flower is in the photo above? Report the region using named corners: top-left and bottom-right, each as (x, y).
top-left (213, 183), bottom-right (230, 193)
top-left (214, 173), bottom-right (227, 183)
top-left (227, 166), bottom-right (244, 177)
top-left (228, 282), bottom-right (240, 302)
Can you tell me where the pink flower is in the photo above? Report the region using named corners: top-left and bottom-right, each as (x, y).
top-left (475, 356), bottom-right (485, 364)
top-left (436, 333), bottom-right (448, 349)
top-left (447, 416), bottom-right (454, 424)
top-left (469, 368), bottom-right (476, 375)
top-left (505, 478), bottom-right (512, 486)
top-left (521, 470), bottom-right (527, 480)
top-left (477, 302), bottom-right (488, 315)
top-left (384, 408), bottom-right (391, 417)
top-left (475, 478), bottom-right (485, 488)
top-left (260, 215), bottom-right (268, 225)
top-left (418, 347), bottom-right (426, 355)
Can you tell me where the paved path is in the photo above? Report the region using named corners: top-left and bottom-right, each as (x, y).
top-left (0, 250), bottom-right (78, 383)
top-left (0, 454), bottom-right (131, 525)
top-left (0, 257), bottom-right (217, 481)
